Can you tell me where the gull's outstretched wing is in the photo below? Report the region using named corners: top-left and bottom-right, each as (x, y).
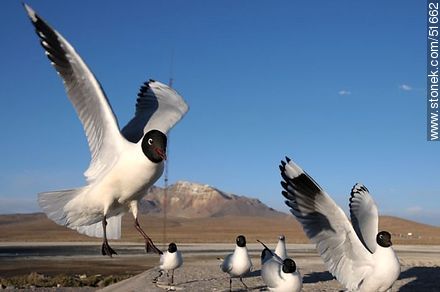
top-left (280, 157), bottom-right (373, 291)
top-left (121, 80), bottom-right (189, 143)
top-left (349, 183), bottom-right (379, 254)
top-left (24, 4), bottom-right (126, 182)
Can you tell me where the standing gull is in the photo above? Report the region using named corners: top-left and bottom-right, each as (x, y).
top-left (23, 4), bottom-right (189, 256)
top-left (274, 235), bottom-right (287, 260)
top-left (219, 235), bottom-right (253, 291)
top-left (159, 243), bottom-right (183, 285)
top-left (279, 157), bottom-right (400, 292)
top-left (259, 240), bottom-right (302, 292)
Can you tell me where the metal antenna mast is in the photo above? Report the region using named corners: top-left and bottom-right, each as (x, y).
top-left (163, 49), bottom-right (174, 248)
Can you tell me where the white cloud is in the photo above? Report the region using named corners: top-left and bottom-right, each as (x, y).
top-left (399, 84), bottom-right (412, 91)
top-left (406, 206), bottom-right (423, 215)
top-left (338, 90), bottom-right (351, 96)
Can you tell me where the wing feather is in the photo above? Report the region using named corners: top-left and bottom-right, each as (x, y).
top-left (349, 183), bottom-right (379, 254)
top-left (261, 258), bottom-right (283, 289)
top-left (280, 158), bottom-right (373, 291)
top-left (121, 80), bottom-right (188, 143)
top-left (24, 4), bottom-right (125, 182)
top-left (220, 254), bottom-right (233, 273)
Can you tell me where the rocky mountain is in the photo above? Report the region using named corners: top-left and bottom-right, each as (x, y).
top-left (139, 181), bottom-right (286, 218)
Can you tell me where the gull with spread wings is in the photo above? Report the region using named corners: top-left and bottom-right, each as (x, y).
top-left (24, 4), bottom-right (188, 257)
top-left (279, 157), bottom-right (400, 291)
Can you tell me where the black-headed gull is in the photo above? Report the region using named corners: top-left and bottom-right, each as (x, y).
top-left (24, 4), bottom-right (188, 257)
top-left (274, 235), bottom-right (287, 260)
top-left (280, 157), bottom-right (400, 292)
top-left (219, 235), bottom-right (253, 291)
top-left (259, 240), bottom-right (302, 292)
top-left (159, 243), bottom-right (183, 285)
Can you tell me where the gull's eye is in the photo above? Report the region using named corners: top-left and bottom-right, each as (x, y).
top-left (148, 138), bottom-right (153, 145)
top-left (379, 234), bottom-right (383, 239)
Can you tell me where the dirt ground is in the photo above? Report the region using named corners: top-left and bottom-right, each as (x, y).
top-left (1, 243), bottom-right (439, 291)
top-left (99, 245), bottom-right (440, 292)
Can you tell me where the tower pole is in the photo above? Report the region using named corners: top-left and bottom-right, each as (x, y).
top-left (163, 49), bottom-right (174, 248)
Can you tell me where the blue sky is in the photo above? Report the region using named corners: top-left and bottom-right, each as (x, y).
top-left (1, 1), bottom-right (438, 225)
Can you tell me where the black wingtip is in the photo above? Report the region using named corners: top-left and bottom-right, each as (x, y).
top-left (285, 156), bottom-right (291, 163)
top-left (137, 81), bottom-right (152, 97)
top-left (256, 239), bottom-right (273, 255)
top-left (281, 190), bottom-right (295, 200)
top-left (279, 165), bottom-right (285, 173)
top-left (146, 241), bottom-right (163, 255)
top-left (285, 199), bottom-right (298, 210)
top-left (361, 184), bottom-right (369, 193)
top-left (280, 181), bottom-right (289, 191)
top-left (350, 183), bottom-right (369, 195)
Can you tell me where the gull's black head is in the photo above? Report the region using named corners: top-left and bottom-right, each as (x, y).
top-left (282, 258), bottom-right (297, 273)
top-left (142, 129), bottom-right (167, 163)
top-left (236, 235), bottom-right (246, 247)
top-left (279, 235), bottom-right (285, 241)
top-left (377, 231), bottom-right (392, 247)
top-left (168, 242), bottom-right (177, 253)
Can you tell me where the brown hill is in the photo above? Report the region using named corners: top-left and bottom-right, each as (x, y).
top-left (140, 181), bottom-right (285, 218)
top-left (0, 181), bottom-right (439, 244)
top-left (0, 213), bottom-right (439, 245)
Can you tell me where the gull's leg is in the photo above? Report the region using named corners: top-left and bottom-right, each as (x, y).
top-left (101, 216), bottom-right (117, 257)
top-left (135, 217), bottom-right (163, 254)
top-left (152, 269), bottom-right (163, 283)
top-left (229, 277), bottom-right (232, 292)
top-left (171, 269), bottom-right (174, 285)
top-left (130, 200), bottom-right (163, 255)
top-left (239, 276), bottom-right (248, 290)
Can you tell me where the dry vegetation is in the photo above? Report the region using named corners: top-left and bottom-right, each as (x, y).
top-left (0, 272), bottom-right (131, 289)
top-left (0, 213), bottom-right (439, 245)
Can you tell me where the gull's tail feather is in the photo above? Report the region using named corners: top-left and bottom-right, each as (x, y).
top-left (38, 189), bottom-right (82, 226)
top-left (76, 215), bottom-right (121, 240)
top-left (38, 189), bottom-right (121, 240)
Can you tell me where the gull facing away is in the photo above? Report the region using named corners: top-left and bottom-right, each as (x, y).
top-left (274, 235), bottom-right (287, 260)
top-left (259, 240), bottom-right (302, 292)
top-left (23, 4), bottom-right (189, 256)
top-left (279, 157), bottom-right (400, 292)
top-left (159, 243), bottom-right (183, 285)
top-left (219, 235), bottom-right (253, 291)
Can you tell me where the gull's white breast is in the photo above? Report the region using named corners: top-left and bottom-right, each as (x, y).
top-left (160, 251), bottom-right (183, 271)
top-left (66, 142), bottom-right (164, 218)
top-left (229, 247), bottom-right (252, 277)
top-left (360, 246), bottom-right (400, 292)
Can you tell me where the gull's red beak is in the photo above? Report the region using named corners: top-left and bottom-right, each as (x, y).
top-left (155, 148), bottom-right (167, 160)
